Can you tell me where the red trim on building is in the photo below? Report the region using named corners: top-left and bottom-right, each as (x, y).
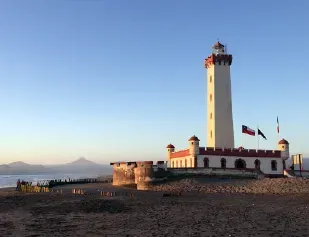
top-left (198, 147), bottom-right (281, 158)
top-left (170, 149), bottom-right (190, 158)
top-left (205, 54), bottom-right (232, 68)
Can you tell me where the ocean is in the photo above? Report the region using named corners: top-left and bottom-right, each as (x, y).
top-left (0, 172), bottom-right (106, 188)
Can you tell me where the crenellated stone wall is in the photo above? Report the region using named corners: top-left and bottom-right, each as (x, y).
top-left (134, 161), bottom-right (154, 190)
top-left (110, 161), bottom-right (168, 190)
top-left (111, 162), bottom-right (137, 186)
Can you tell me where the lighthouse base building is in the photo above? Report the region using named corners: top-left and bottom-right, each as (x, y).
top-left (166, 137), bottom-right (289, 176)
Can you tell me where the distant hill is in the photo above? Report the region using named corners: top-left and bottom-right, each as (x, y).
top-left (0, 158), bottom-right (112, 175)
top-left (65, 157), bottom-right (98, 166)
top-left (8, 161), bottom-right (44, 169)
top-left (0, 161), bottom-right (49, 175)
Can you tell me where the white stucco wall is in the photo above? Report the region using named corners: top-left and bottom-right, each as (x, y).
top-left (171, 156), bottom-right (194, 168)
top-left (197, 155), bottom-right (283, 175)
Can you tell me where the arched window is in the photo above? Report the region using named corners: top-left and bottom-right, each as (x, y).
top-left (235, 159), bottom-right (246, 169)
top-left (185, 159), bottom-right (187, 168)
top-left (254, 159), bottom-right (260, 169)
top-left (221, 158), bottom-right (226, 169)
top-left (172, 161), bottom-right (175, 168)
top-left (176, 160), bottom-right (178, 168)
top-left (203, 157), bottom-right (209, 168)
top-left (190, 158), bottom-right (192, 167)
top-left (283, 160), bottom-right (286, 170)
top-left (180, 160), bottom-right (183, 167)
top-left (271, 160), bottom-right (277, 171)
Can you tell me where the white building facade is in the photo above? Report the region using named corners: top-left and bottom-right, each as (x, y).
top-left (166, 136), bottom-right (289, 176)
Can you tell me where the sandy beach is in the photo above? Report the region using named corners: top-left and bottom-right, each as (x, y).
top-left (1, 180), bottom-right (309, 237)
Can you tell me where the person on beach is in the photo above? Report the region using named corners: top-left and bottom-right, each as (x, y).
top-left (16, 179), bottom-right (21, 191)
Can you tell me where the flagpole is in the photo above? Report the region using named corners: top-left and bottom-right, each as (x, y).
top-left (278, 130), bottom-right (280, 143)
top-left (257, 126), bottom-right (259, 150)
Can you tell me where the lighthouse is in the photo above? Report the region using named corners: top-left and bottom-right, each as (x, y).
top-left (205, 41), bottom-right (234, 149)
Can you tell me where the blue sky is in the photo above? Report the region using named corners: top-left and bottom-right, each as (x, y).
top-left (0, 0), bottom-right (308, 164)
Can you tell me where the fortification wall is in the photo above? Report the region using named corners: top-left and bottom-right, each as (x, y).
top-left (110, 161), bottom-right (167, 189)
top-left (134, 161), bottom-right (154, 190)
top-left (111, 162), bottom-right (136, 186)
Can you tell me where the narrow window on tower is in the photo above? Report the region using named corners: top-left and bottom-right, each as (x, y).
top-left (210, 112), bottom-right (212, 119)
top-left (210, 75), bottom-right (212, 83)
top-left (210, 130), bottom-right (212, 138)
top-left (210, 94), bottom-right (212, 102)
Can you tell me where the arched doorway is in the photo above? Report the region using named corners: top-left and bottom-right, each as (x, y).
top-left (254, 159), bottom-right (260, 169)
top-left (221, 158), bottom-right (226, 169)
top-left (204, 157), bottom-right (209, 168)
top-left (234, 159), bottom-right (246, 169)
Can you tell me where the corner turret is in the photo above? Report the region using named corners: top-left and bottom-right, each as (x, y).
top-left (189, 135), bottom-right (200, 156)
top-left (278, 139), bottom-right (289, 160)
top-left (166, 144), bottom-right (175, 167)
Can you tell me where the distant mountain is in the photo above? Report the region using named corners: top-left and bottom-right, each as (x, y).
top-left (0, 158), bottom-right (112, 175)
top-left (66, 157), bottom-right (98, 166)
top-left (8, 161), bottom-right (44, 169)
top-left (0, 161), bottom-right (49, 175)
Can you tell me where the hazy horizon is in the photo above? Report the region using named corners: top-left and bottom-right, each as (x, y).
top-left (1, 1), bottom-right (308, 164)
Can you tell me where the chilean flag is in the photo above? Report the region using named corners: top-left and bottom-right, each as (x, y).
top-left (242, 125), bottom-right (255, 136)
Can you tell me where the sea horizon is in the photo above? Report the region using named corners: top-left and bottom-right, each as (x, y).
top-left (0, 171), bottom-right (112, 188)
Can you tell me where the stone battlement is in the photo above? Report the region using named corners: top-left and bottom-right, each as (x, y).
top-left (110, 160), bottom-right (168, 190)
top-left (169, 147), bottom-right (282, 158)
top-left (110, 161), bottom-right (167, 168)
top-left (198, 147), bottom-right (281, 158)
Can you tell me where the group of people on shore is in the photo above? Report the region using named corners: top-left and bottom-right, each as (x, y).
top-left (16, 178), bottom-right (100, 191)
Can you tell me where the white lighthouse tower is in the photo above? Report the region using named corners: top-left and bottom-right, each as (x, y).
top-left (205, 41), bottom-right (234, 149)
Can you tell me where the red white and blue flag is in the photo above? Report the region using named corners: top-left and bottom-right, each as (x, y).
top-left (242, 125), bottom-right (255, 136)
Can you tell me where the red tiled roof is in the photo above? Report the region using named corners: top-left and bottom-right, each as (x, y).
top-left (170, 149), bottom-right (190, 158)
top-left (278, 139), bottom-right (289, 145)
top-left (212, 41), bottom-right (224, 49)
top-left (189, 135), bottom-right (200, 141)
top-left (166, 144), bottom-right (175, 148)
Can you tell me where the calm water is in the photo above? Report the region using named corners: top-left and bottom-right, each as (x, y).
top-left (0, 173), bottom-right (105, 188)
